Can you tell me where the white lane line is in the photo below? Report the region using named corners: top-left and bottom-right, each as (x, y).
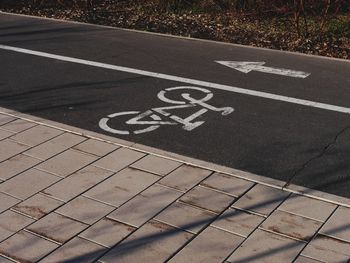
top-left (1, 44), bottom-right (350, 115)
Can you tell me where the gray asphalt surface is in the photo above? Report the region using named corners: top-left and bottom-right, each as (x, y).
top-left (1, 12), bottom-right (350, 197)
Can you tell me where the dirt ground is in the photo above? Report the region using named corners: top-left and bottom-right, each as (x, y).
top-left (1, 0), bottom-right (349, 59)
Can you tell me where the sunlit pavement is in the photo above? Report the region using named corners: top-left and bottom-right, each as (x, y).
top-left (0, 110), bottom-right (349, 262)
top-left (1, 12), bottom-right (350, 262)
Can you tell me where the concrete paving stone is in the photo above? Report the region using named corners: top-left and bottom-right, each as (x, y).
top-left (56, 196), bottom-right (115, 225)
top-left (0, 193), bottom-right (20, 214)
top-left (294, 256), bottom-right (324, 263)
top-left (0, 139), bottom-right (29, 163)
top-left (301, 234), bottom-right (350, 262)
top-left (0, 169), bottom-right (60, 200)
top-left (0, 115), bottom-right (15, 126)
top-left (84, 167), bottom-right (159, 207)
top-left (80, 218), bottom-right (136, 248)
top-left (0, 119), bottom-right (36, 133)
top-left (27, 213), bottom-right (88, 244)
top-left (100, 220), bottom-right (193, 263)
top-left (0, 230), bottom-right (58, 262)
top-left (0, 211), bottom-right (34, 242)
top-left (158, 165), bottom-right (212, 192)
top-left (180, 186), bottom-right (235, 213)
top-left (43, 165), bottom-right (113, 202)
top-left (13, 193), bottom-right (63, 220)
top-left (226, 229), bottom-right (305, 263)
top-left (93, 148), bottom-right (145, 172)
top-left (0, 256), bottom-right (13, 263)
top-left (40, 237), bottom-right (106, 263)
top-left (0, 130), bottom-right (13, 141)
top-left (36, 149), bottom-right (97, 177)
top-left (284, 184), bottom-right (350, 207)
top-left (131, 155), bottom-right (182, 176)
top-left (155, 202), bottom-right (216, 234)
top-left (0, 154), bottom-right (41, 181)
top-left (169, 226), bottom-right (243, 263)
top-left (319, 206), bottom-right (350, 243)
top-left (200, 172), bottom-right (254, 197)
top-left (24, 133), bottom-right (86, 160)
top-left (232, 184), bottom-right (289, 216)
top-left (10, 125), bottom-right (63, 147)
top-left (260, 210), bottom-right (322, 242)
top-left (211, 208), bottom-right (264, 237)
top-left (108, 184), bottom-right (182, 227)
top-left (73, 139), bottom-right (119, 157)
top-left (278, 194), bottom-right (337, 222)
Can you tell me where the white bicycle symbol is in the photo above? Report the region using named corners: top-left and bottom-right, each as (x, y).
top-left (99, 86), bottom-right (234, 135)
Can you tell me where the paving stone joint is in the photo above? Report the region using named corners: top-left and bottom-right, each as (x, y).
top-left (0, 112), bottom-right (349, 262)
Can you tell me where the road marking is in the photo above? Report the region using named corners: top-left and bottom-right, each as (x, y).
top-left (216, 61), bottom-right (311, 78)
top-left (100, 86), bottom-right (234, 134)
top-left (1, 44), bottom-right (350, 114)
top-left (99, 111), bottom-right (162, 135)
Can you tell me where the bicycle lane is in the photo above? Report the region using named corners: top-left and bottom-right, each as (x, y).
top-left (1, 12), bottom-right (350, 108)
top-left (2, 44), bottom-right (350, 199)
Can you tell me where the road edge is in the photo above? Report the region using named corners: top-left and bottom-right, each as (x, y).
top-left (1, 106), bottom-right (349, 208)
top-left (1, 10), bottom-right (349, 63)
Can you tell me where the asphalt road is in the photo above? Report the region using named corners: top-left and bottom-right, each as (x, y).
top-left (1, 12), bottom-right (350, 197)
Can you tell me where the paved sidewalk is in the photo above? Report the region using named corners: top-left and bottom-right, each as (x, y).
top-left (0, 111), bottom-right (350, 263)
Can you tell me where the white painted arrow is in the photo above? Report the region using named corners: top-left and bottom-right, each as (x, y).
top-left (216, 61), bottom-right (310, 78)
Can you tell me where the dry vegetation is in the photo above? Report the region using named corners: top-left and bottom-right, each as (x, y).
top-left (1, 0), bottom-right (349, 59)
